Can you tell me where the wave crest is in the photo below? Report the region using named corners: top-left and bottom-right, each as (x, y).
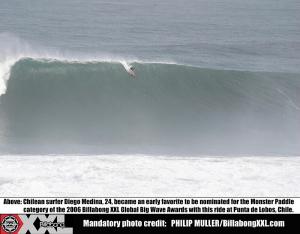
top-left (0, 33), bottom-right (176, 96)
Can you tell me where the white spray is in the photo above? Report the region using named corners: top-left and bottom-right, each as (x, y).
top-left (0, 33), bottom-right (56, 96)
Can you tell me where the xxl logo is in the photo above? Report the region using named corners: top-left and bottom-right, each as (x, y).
top-left (1, 215), bottom-right (72, 234)
top-left (19, 215), bottom-right (73, 234)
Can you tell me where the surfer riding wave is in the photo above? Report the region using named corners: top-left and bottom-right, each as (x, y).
top-left (121, 61), bottom-right (136, 77)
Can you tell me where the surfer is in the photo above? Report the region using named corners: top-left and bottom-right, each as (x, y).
top-left (129, 66), bottom-right (136, 77)
top-left (126, 65), bottom-right (136, 77)
top-left (121, 61), bottom-right (136, 78)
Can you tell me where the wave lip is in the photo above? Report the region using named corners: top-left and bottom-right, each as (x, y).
top-left (0, 32), bottom-right (179, 96)
top-left (0, 57), bottom-right (179, 96)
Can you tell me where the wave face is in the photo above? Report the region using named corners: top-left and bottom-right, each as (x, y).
top-left (0, 59), bottom-right (299, 155)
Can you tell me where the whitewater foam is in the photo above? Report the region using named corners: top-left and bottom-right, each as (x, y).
top-left (0, 155), bottom-right (299, 196)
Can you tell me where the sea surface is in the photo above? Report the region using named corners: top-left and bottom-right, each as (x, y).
top-left (0, 0), bottom-right (299, 195)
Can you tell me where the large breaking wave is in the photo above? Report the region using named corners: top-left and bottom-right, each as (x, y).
top-left (0, 33), bottom-right (299, 155)
top-left (0, 57), bottom-right (299, 155)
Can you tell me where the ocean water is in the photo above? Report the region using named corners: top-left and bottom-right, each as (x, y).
top-left (1, 0), bottom-right (300, 155)
top-left (0, 0), bottom-right (300, 195)
top-left (0, 60), bottom-right (299, 155)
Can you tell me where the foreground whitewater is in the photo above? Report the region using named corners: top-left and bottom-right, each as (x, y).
top-left (0, 155), bottom-right (299, 196)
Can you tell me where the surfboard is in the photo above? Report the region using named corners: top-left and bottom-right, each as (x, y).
top-left (121, 61), bottom-right (136, 77)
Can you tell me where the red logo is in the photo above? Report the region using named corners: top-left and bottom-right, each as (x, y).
top-left (0, 215), bottom-right (23, 234)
